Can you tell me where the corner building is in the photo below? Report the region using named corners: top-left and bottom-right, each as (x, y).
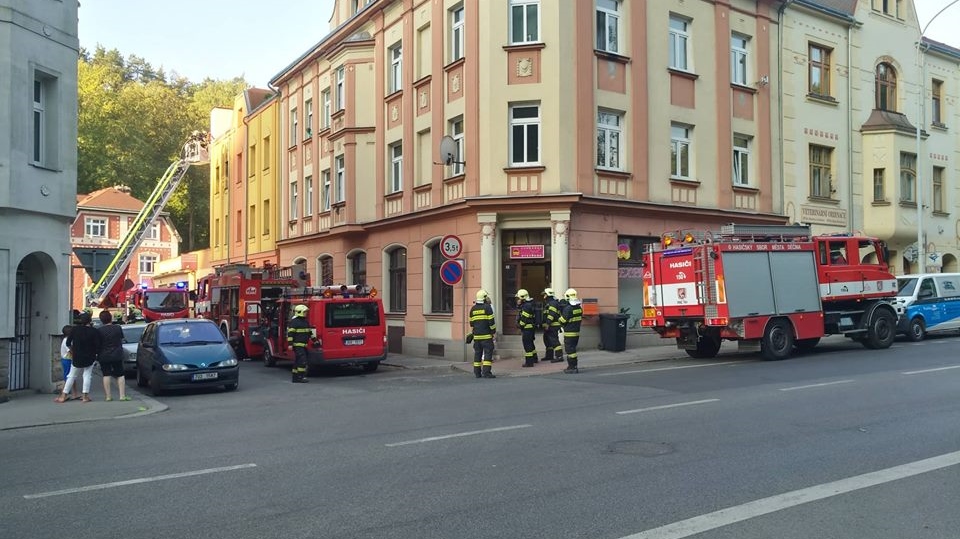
top-left (270, 0), bottom-right (785, 358)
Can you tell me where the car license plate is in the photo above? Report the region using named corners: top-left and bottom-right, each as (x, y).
top-left (345, 339), bottom-right (364, 346)
top-left (192, 372), bottom-right (218, 381)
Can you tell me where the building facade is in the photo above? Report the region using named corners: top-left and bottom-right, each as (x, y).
top-left (0, 0), bottom-right (79, 397)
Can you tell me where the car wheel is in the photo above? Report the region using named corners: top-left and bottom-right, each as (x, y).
top-left (149, 369), bottom-right (164, 396)
top-left (223, 382), bottom-right (238, 391)
top-left (264, 346), bottom-right (277, 368)
top-left (361, 362), bottom-right (379, 373)
top-left (136, 365), bottom-right (148, 387)
top-left (761, 319), bottom-right (794, 361)
top-left (907, 317), bottom-right (926, 342)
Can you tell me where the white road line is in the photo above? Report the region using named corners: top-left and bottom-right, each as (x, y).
top-left (597, 361), bottom-right (748, 377)
top-left (619, 449), bottom-right (960, 539)
top-left (778, 379), bottom-right (854, 392)
top-left (24, 463), bottom-right (257, 499)
top-left (903, 365), bottom-right (960, 375)
top-left (385, 424), bottom-right (532, 447)
top-left (616, 399), bottom-right (719, 415)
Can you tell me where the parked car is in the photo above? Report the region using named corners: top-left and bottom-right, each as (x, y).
top-left (135, 318), bottom-right (239, 395)
top-left (121, 322), bottom-right (148, 377)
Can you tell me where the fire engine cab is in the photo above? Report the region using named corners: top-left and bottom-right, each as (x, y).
top-left (641, 224), bottom-right (898, 360)
top-left (195, 262), bottom-right (309, 360)
top-left (263, 285), bottom-right (387, 374)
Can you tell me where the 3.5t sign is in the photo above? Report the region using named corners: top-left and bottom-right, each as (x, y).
top-left (440, 234), bottom-right (462, 259)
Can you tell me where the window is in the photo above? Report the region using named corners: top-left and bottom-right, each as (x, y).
top-left (248, 205), bottom-right (256, 239)
top-left (430, 243), bottom-right (453, 313)
top-left (390, 142), bottom-right (403, 193)
top-left (248, 144), bottom-right (256, 176)
top-left (809, 44), bottom-right (831, 96)
top-left (809, 145), bottom-right (833, 198)
top-left (236, 210), bottom-right (242, 239)
top-left (139, 254), bottom-right (158, 274)
top-left (304, 175), bottom-right (313, 216)
top-left (509, 104), bottom-right (540, 166)
top-left (321, 170), bottom-right (331, 211)
top-left (873, 168), bottom-right (886, 202)
top-left (335, 67), bottom-right (345, 111)
top-left (85, 217), bottom-right (106, 237)
top-left (596, 0), bottom-right (620, 53)
top-left (389, 43), bottom-right (403, 94)
top-left (335, 156), bottom-right (345, 203)
top-left (214, 218), bottom-right (220, 247)
top-left (321, 89), bottom-right (331, 129)
top-left (451, 6), bottom-right (465, 61)
top-left (933, 166), bottom-right (944, 213)
top-left (450, 116), bottom-right (465, 176)
top-left (289, 179), bottom-right (299, 220)
top-left (319, 255), bottom-right (334, 286)
top-left (596, 109), bottom-right (622, 170)
top-left (932, 79), bottom-right (943, 126)
top-left (873, 0), bottom-right (903, 18)
top-left (900, 152), bottom-right (916, 203)
top-left (669, 16), bottom-right (690, 71)
top-left (509, 0), bottom-right (539, 44)
top-left (388, 247), bottom-right (407, 312)
top-left (145, 222), bottom-right (160, 240)
top-left (33, 78), bottom-right (46, 164)
top-left (289, 108), bottom-right (298, 144)
top-left (263, 136), bottom-right (271, 169)
top-left (731, 34), bottom-right (748, 86)
top-left (263, 199), bottom-right (270, 235)
top-left (351, 0), bottom-right (359, 14)
top-left (670, 123), bottom-right (691, 179)
top-left (350, 252), bottom-right (367, 286)
top-left (305, 99), bottom-right (313, 138)
top-left (732, 135), bottom-right (750, 186)
top-left (875, 62), bottom-right (897, 111)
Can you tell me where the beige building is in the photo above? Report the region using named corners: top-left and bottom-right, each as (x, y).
top-left (267, 0), bottom-right (786, 358)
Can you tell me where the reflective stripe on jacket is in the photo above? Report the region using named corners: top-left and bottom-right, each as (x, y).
top-left (469, 303), bottom-right (496, 340)
top-left (559, 303), bottom-right (583, 337)
top-left (544, 298), bottom-right (562, 327)
top-left (517, 300), bottom-right (536, 331)
top-left (287, 316), bottom-right (312, 347)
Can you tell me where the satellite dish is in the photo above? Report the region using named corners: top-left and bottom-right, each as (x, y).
top-left (438, 135), bottom-right (458, 166)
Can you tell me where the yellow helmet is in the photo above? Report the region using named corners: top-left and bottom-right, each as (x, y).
top-left (542, 288), bottom-right (555, 298)
top-left (475, 289), bottom-right (489, 302)
top-left (565, 288), bottom-right (578, 300)
top-left (515, 289), bottom-right (530, 301)
top-left (294, 304), bottom-right (309, 316)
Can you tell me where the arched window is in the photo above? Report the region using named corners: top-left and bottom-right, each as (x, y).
top-left (387, 247), bottom-right (407, 312)
top-left (428, 242), bottom-right (453, 313)
top-left (348, 251), bottom-right (366, 286)
top-left (317, 255), bottom-right (334, 286)
top-left (875, 62), bottom-right (897, 111)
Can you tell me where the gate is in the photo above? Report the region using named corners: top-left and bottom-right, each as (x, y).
top-left (9, 274), bottom-right (31, 390)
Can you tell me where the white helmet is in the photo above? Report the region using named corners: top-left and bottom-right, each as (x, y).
top-left (475, 289), bottom-right (489, 302)
top-left (516, 289), bottom-right (530, 301)
top-left (542, 288), bottom-right (555, 298)
top-left (564, 288), bottom-right (578, 300)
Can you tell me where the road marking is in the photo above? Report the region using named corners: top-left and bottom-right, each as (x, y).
top-left (903, 365), bottom-right (960, 375)
top-left (24, 464), bottom-right (257, 499)
top-left (778, 379), bottom-right (854, 392)
top-left (619, 449), bottom-right (960, 539)
top-left (598, 361), bottom-right (747, 377)
top-left (616, 399), bottom-right (719, 415)
top-left (385, 424), bottom-right (532, 447)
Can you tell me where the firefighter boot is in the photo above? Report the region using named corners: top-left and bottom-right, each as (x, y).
top-left (563, 359), bottom-right (579, 374)
top-left (474, 366), bottom-right (483, 378)
top-left (551, 351), bottom-right (564, 363)
top-left (482, 365), bottom-right (496, 379)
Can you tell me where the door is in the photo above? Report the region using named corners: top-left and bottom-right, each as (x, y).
top-left (501, 261), bottom-right (550, 335)
top-left (9, 276), bottom-right (31, 390)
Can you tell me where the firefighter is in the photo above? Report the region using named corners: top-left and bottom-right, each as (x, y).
top-left (541, 288), bottom-right (564, 363)
top-left (516, 289), bottom-right (538, 367)
top-left (469, 289), bottom-right (497, 379)
top-left (559, 288), bottom-right (583, 374)
top-left (287, 304), bottom-right (313, 383)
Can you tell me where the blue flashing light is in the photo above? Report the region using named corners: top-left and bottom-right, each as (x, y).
top-left (662, 247), bottom-right (694, 257)
top-left (175, 281), bottom-right (187, 289)
top-left (140, 284), bottom-right (148, 290)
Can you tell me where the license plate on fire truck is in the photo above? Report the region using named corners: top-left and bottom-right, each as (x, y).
top-left (344, 338), bottom-right (364, 346)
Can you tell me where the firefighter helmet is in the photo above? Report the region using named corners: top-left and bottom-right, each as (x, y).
top-left (293, 304), bottom-right (309, 316)
top-left (475, 289), bottom-right (489, 302)
top-left (516, 289), bottom-right (530, 301)
top-left (564, 288), bottom-right (578, 300)
top-left (542, 288), bottom-right (555, 298)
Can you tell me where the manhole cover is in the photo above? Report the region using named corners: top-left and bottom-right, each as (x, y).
top-left (605, 440), bottom-right (674, 457)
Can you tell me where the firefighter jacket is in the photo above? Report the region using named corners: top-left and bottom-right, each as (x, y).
top-left (287, 315), bottom-right (313, 347)
top-left (559, 302), bottom-right (583, 337)
top-left (469, 302), bottom-right (497, 340)
top-left (517, 299), bottom-right (537, 331)
top-left (543, 297), bottom-right (562, 328)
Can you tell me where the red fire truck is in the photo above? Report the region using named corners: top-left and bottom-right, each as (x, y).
top-left (263, 284), bottom-right (387, 374)
top-left (195, 262), bottom-right (309, 360)
top-left (127, 282), bottom-right (191, 322)
top-left (641, 224), bottom-right (898, 360)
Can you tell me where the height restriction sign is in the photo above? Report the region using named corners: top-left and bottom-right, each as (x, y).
top-left (440, 234), bottom-right (462, 259)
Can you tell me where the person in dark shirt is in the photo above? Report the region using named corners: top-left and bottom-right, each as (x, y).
top-left (97, 310), bottom-right (128, 401)
top-left (55, 311), bottom-right (101, 403)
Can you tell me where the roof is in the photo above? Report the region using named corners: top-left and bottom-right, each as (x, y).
top-left (76, 186), bottom-right (144, 212)
top-left (806, 0), bottom-right (856, 16)
top-left (244, 88), bottom-right (274, 115)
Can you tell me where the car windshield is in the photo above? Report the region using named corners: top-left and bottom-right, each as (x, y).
top-left (121, 326), bottom-right (146, 344)
top-left (158, 323), bottom-right (225, 345)
top-left (325, 301), bottom-right (381, 328)
top-left (897, 278), bottom-right (918, 296)
top-left (144, 291), bottom-right (189, 312)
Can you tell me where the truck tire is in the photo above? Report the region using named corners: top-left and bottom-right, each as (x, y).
top-left (263, 345), bottom-right (277, 368)
top-left (361, 362), bottom-right (379, 373)
top-left (795, 337), bottom-right (820, 352)
top-left (907, 317), bottom-right (926, 342)
top-left (761, 319), bottom-right (794, 361)
top-left (685, 334), bottom-right (721, 359)
top-left (864, 308), bottom-right (896, 349)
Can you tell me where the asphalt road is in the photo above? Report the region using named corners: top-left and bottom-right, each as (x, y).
top-left (4, 335), bottom-right (960, 538)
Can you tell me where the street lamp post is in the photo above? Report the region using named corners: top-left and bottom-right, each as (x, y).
top-left (916, 0), bottom-right (960, 272)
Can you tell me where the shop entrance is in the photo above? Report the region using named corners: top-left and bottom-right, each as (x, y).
top-left (501, 229), bottom-right (552, 335)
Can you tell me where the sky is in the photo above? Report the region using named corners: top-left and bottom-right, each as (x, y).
top-left (78, 1), bottom-right (960, 88)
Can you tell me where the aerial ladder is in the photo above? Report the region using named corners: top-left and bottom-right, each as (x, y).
top-left (85, 132), bottom-right (210, 308)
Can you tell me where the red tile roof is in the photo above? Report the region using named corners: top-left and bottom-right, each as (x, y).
top-left (76, 186), bottom-right (144, 212)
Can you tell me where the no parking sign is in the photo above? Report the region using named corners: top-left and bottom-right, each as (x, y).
top-left (439, 259), bottom-right (463, 285)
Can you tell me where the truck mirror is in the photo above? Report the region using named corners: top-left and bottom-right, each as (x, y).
top-left (189, 291), bottom-right (198, 301)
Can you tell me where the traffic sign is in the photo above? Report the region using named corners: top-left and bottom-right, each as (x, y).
top-left (440, 234), bottom-right (462, 259)
top-left (439, 259), bottom-right (463, 285)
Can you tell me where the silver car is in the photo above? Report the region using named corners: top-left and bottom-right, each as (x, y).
top-left (121, 323), bottom-right (148, 377)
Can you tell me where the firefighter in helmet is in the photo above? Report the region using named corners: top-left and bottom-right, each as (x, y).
top-left (516, 289), bottom-right (538, 367)
top-left (559, 288), bottom-right (583, 374)
top-left (468, 289), bottom-right (497, 379)
top-left (541, 288), bottom-right (564, 363)
top-left (287, 304), bottom-right (313, 383)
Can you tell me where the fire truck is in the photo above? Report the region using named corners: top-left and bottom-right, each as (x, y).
top-left (641, 224), bottom-right (898, 360)
top-left (263, 284), bottom-right (387, 374)
top-left (194, 262), bottom-right (309, 360)
top-left (127, 282), bottom-right (192, 321)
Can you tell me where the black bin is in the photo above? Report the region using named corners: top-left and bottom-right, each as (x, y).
top-left (598, 313), bottom-right (628, 352)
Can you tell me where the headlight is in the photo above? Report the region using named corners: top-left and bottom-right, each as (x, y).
top-left (219, 358), bottom-right (238, 367)
top-left (162, 364), bottom-right (189, 372)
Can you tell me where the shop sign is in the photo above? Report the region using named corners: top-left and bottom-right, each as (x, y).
top-left (800, 205), bottom-right (847, 227)
top-left (510, 244), bottom-right (545, 259)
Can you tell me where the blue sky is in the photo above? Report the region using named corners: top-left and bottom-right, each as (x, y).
top-left (78, 1), bottom-right (960, 87)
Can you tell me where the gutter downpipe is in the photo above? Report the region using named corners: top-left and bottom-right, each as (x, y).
top-left (847, 21), bottom-right (854, 232)
top-left (243, 105), bottom-right (249, 265)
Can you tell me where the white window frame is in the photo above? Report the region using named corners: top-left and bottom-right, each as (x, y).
top-left (596, 109), bottom-right (623, 170)
top-left (289, 179), bottom-right (299, 220)
top-left (335, 67), bottom-right (345, 111)
top-left (732, 135), bottom-right (750, 186)
top-left (669, 15), bottom-right (690, 71)
top-left (670, 123), bottom-right (692, 180)
top-left (509, 0), bottom-right (540, 44)
top-left (731, 34), bottom-right (748, 86)
top-left (304, 175), bottom-right (313, 216)
top-left (390, 142), bottom-right (403, 193)
top-left (450, 116), bottom-right (465, 176)
top-left (899, 151), bottom-right (916, 203)
top-left (145, 222), bottom-right (160, 240)
top-left (389, 43), bottom-right (403, 94)
top-left (289, 108), bottom-right (298, 145)
top-left (85, 217), bottom-right (107, 238)
top-left (451, 6), bottom-right (465, 61)
top-left (321, 89), bottom-right (331, 129)
top-left (33, 78), bottom-right (45, 165)
top-left (322, 170), bottom-right (331, 211)
top-left (596, 0), bottom-right (621, 54)
top-left (335, 155), bottom-right (346, 203)
top-left (305, 99), bottom-right (313, 138)
top-left (810, 145), bottom-right (834, 199)
top-left (139, 254), bottom-right (158, 275)
top-left (509, 103), bottom-right (541, 166)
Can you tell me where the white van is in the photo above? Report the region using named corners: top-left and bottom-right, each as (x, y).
top-left (893, 273), bottom-right (960, 340)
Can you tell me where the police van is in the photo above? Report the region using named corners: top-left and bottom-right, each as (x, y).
top-left (893, 273), bottom-right (960, 341)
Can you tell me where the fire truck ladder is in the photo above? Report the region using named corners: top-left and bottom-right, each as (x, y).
top-left (718, 223), bottom-right (811, 242)
top-left (694, 247), bottom-right (719, 319)
top-left (85, 135), bottom-right (210, 307)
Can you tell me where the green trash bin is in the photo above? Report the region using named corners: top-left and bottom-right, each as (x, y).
top-left (599, 313), bottom-right (628, 352)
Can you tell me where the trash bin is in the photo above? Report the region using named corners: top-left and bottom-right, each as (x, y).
top-left (598, 313), bottom-right (628, 352)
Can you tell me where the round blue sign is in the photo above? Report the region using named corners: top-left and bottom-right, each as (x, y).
top-left (439, 260), bottom-right (463, 285)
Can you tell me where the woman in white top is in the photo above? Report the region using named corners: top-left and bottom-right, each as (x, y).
top-left (59, 325), bottom-right (82, 401)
